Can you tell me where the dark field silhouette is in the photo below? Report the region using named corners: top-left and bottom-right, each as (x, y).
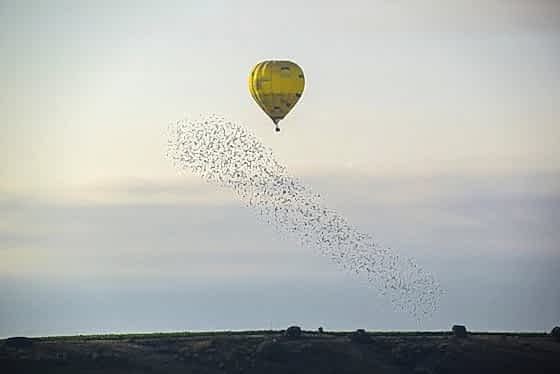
top-left (2, 329), bottom-right (560, 373)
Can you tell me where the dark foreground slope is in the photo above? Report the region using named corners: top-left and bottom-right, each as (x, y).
top-left (2, 330), bottom-right (559, 374)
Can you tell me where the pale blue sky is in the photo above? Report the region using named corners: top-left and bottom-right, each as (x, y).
top-left (1, 0), bottom-right (559, 336)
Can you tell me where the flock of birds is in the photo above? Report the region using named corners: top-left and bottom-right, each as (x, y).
top-left (166, 114), bottom-right (443, 319)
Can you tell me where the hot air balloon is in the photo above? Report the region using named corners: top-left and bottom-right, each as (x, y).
top-left (248, 60), bottom-right (305, 132)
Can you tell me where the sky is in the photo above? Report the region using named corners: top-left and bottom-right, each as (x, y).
top-left (1, 0), bottom-right (559, 336)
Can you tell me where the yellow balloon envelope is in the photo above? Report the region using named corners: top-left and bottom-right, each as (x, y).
top-left (248, 60), bottom-right (305, 131)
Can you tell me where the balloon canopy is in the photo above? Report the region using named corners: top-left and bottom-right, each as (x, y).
top-left (248, 60), bottom-right (305, 131)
